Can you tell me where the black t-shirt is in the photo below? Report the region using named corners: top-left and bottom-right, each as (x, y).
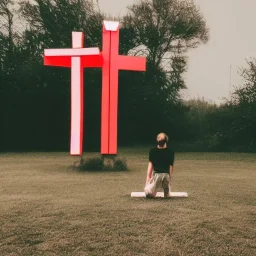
top-left (149, 147), bottom-right (175, 174)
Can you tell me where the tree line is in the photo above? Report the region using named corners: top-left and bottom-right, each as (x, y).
top-left (0, 0), bottom-right (255, 152)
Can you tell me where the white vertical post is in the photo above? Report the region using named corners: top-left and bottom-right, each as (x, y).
top-left (70, 57), bottom-right (83, 155)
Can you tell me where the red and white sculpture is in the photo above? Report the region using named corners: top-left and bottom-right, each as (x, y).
top-left (44, 21), bottom-right (146, 156)
top-left (101, 21), bottom-right (146, 155)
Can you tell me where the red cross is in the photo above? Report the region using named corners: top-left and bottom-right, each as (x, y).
top-left (101, 21), bottom-right (146, 155)
top-left (44, 32), bottom-right (102, 155)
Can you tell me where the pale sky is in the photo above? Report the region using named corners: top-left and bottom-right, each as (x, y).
top-left (99, 0), bottom-right (256, 104)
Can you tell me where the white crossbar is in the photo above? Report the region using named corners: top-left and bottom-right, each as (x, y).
top-left (131, 192), bottom-right (188, 198)
top-left (44, 48), bottom-right (100, 57)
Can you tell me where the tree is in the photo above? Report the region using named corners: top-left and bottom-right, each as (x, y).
top-left (206, 59), bottom-right (256, 152)
top-left (0, 0), bottom-right (14, 52)
top-left (122, 0), bottom-right (208, 101)
top-left (227, 59), bottom-right (256, 151)
top-left (20, 0), bottom-right (103, 48)
top-left (0, 0), bottom-right (23, 92)
top-left (118, 0), bottom-right (209, 143)
top-left (231, 59), bottom-right (256, 105)
top-left (122, 0), bottom-right (209, 68)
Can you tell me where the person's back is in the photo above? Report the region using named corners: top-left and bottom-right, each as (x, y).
top-left (144, 133), bottom-right (175, 198)
top-left (149, 147), bottom-right (174, 174)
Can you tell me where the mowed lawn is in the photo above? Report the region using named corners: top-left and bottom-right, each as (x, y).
top-left (0, 149), bottom-right (255, 256)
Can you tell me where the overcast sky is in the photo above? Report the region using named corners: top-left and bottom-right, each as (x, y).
top-left (99, 0), bottom-right (256, 104)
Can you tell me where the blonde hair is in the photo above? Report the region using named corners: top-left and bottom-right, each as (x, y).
top-left (156, 132), bottom-right (168, 142)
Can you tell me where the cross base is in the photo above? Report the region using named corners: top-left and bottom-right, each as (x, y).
top-left (131, 192), bottom-right (188, 198)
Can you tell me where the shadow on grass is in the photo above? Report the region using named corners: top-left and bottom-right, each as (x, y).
top-left (131, 197), bottom-right (188, 201)
top-left (126, 193), bottom-right (189, 201)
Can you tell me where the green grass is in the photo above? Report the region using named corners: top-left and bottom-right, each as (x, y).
top-left (0, 149), bottom-right (255, 256)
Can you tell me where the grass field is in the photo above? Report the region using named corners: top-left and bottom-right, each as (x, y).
top-left (0, 149), bottom-right (255, 256)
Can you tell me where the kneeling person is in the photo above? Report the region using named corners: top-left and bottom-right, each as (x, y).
top-left (144, 133), bottom-right (174, 198)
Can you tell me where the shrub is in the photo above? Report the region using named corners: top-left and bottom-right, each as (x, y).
top-left (74, 156), bottom-right (128, 172)
top-left (113, 158), bottom-right (128, 171)
top-left (80, 156), bottom-right (103, 171)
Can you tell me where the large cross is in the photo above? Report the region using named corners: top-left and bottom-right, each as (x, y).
top-left (101, 21), bottom-right (146, 155)
top-left (44, 32), bottom-right (102, 156)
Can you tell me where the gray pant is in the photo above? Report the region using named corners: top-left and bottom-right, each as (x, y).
top-left (144, 173), bottom-right (171, 198)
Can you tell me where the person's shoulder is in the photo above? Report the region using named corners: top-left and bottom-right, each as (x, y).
top-left (149, 147), bottom-right (158, 153)
top-left (167, 148), bottom-right (175, 154)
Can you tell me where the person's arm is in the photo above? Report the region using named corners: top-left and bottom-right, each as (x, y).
top-left (169, 165), bottom-right (173, 177)
top-left (146, 161), bottom-right (153, 185)
top-left (169, 151), bottom-right (174, 177)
